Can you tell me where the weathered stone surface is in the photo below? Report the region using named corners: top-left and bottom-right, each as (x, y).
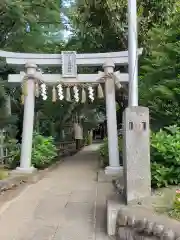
top-left (127, 216), bottom-right (136, 227)
top-left (134, 235), bottom-right (148, 240)
top-left (98, 170), bottom-right (122, 183)
top-left (153, 224), bottom-right (165, 237)
top-left (135, 219), bottom-right (148, 232)
top-left (160, 229), bottom-right (176, 240)
top-left (134, 235), bottom-right (158, 240)
top-left (115, 205), bottom-right (180, 240)
top-left (123, 106), bottom-right (151, 204)
top-left (117, 212), bottom-right (128, 226)
top-left (117, 227), bottom-right (134, 240)
top-left (144, 221), bottom-right (155, 235)
top-left (107, 199), bottom-right (122, 235)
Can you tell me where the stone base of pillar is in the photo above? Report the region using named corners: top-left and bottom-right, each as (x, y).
top-left (107, 196), bottom-right (122, 236)
top-left (105, 166), bottom-right (123, 176)
top-left (12, 166), bottom-right (37, 175)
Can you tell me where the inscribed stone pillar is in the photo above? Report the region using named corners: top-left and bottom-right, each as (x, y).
top-left (17, 63), bottom-right (37, 173)
top-left (123, 106), bottom-right (151, 204)
top-left (103, 61), bottom-right (120, 174)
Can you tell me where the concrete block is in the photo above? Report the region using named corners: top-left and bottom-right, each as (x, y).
top-left (105, 166), bottom-right (123, 176)
top-left (98, 169), bottom-right (123, 183)
top-left (107, 198), bottom-right (122, 236)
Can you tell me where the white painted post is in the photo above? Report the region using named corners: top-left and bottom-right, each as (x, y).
top-left (103, 61), bottom-right (120, 175)
top-left (16, 63), bottom-right (37, 173)
top-left (128, 0), bottom-right (138, 106)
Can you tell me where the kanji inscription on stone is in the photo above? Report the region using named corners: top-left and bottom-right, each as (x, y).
top-left (62, 51), bottom-right (77, 78)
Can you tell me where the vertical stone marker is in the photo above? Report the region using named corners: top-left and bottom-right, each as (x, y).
top-left (123, 106), bottom-right (151, 204)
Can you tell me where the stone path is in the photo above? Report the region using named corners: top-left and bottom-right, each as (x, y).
top-left (0, 144), bottom-right (114, 240)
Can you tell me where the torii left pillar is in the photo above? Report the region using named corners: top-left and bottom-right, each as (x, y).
top-left (16, 63), bottom-right (37, 173)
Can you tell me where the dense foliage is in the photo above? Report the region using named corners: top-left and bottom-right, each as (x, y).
top-left (0, 0), bottom-right (66, 143)
top-left (0, 0), bottom-right (63, 52)
top-left (0, 87), bottom-right (9, 128)
top-left (6, 133), bottom-right (58, 169)
top-left (66, 0), bottom-right (176, 52)
top-left (151, 125), bottom-right (180, 188)
top-left (169, 189), bottom-right (180, 220)
top-left (31, 133), bottom-right (58, 169)
top-left (66, 0), bottom-right (178, 129)
top-left (99, 125), bottom-right (180, 188)
top-left (140, 4), bottom-right (180, 129)
top-left (6, 138), bottom-right (21, 169)
top-left (173, 190), bottom-right (180, 211)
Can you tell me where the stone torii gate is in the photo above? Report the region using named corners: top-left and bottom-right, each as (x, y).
top-left (0, 50), bottom-right (143, 176)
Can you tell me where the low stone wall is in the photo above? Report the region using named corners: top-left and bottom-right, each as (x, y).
top-left (117, 207), bottom-right (180, 240)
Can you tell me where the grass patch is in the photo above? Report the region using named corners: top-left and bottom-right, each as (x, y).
top-left (152, 186), bottom-right (180, 221)
top-left (168, 209), bottom-right (180, 221)
top-left (0, 169), bottom-right (9, 180)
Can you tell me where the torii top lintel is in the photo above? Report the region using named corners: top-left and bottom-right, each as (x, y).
top-left (0, 49), bottom-right (143, 66)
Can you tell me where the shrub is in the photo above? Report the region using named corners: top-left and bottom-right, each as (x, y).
top-left (99, 136), bottom-right (122, 167)
top-left (151, 125), bottom-right (180, 188)
top-left (173, 189), bottom-right (180, 211)
top-left (6, 139), bottom-right (21, 169)
top-left (31, 133), bottom-right (58, 169)
top-left (84, 132), bottom-right (92, 146)
top-left (99, 125), bottom-right (180, 189)
top-left (169, 189), bottom-right (180, 220)
top-left (6, 133), bottom-right (58, 170)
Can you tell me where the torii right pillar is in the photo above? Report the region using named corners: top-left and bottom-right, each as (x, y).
top-left (103, 61), bottom-right (121, 175)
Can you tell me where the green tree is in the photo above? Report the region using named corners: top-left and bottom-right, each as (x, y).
top-left (64, 0), bottom-right (178, 128)
top-left (140, 4), bottom-right (180, 129)
top-left (66, 0), bottom-right (176, 52)
top-left (0, 0), bottom-right (66, 139)
top-left (0, 0), bottom-right (63, 52)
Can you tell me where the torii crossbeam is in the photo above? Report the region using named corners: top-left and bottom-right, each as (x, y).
top-left (0, 49), bottom-right (142, 66)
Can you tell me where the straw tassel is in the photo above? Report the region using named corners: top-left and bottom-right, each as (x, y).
top-left (22, 80), bottom-right (28, 96)
top-left (52, 86), bottom-right (57, 102)
top-left (21, 94), bottom-right (24, 105)
top-left (21, 81), bottom-right (27, 105)
top-left (66, 86), bottom-right (71, 102)
top-left (81, 88), bottom-right (86, 103)
top-left (97, 84), bottom-right (104, 99)
top-left (35, 82), bottom-right (40, 97)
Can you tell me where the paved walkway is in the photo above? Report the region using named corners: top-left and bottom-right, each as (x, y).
top-left (0, 144), bottom-right (114, 240)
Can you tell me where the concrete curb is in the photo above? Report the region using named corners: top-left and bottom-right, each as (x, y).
top-left (117, 207), bottom-right (180, 240)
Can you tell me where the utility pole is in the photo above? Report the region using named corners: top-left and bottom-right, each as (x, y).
top-left (128, 0), bottom-right (138, 106)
